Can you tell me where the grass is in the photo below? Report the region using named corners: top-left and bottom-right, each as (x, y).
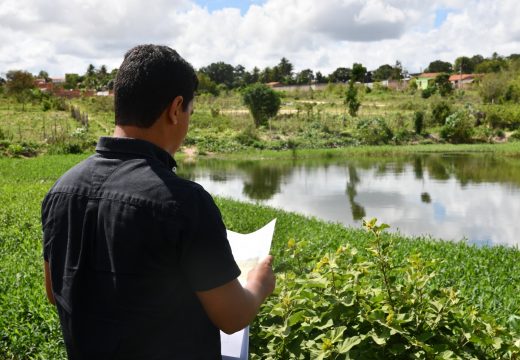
top-left (1, 154), bottom-right (519, 358)
top-left (0, 83), bottom-right (507, 158)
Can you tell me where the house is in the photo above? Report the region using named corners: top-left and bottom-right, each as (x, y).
top-left (448, 74), bottom-right (481, 89)
top-left (415, 73), bottom-right (440, 90)
top-left (34, 78), bottom-right (53, 92)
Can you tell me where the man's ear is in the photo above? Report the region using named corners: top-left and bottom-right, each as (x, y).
top-left (168, 96), bottom-right (184, 125)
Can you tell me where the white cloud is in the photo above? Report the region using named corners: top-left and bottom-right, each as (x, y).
top-left (0, 0), bottom-right (519, 77)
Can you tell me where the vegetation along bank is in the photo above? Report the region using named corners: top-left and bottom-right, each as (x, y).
top-left (0, 155), bottom-right (519, 358)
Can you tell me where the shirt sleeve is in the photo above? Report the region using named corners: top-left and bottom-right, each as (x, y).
top-left (41, 193), bottom-right (53, 262)
top-left (180, 188), bottom-right (241, 292)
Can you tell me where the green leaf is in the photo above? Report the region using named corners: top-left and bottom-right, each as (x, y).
top-left (338, 336), bottom-right (363, 353)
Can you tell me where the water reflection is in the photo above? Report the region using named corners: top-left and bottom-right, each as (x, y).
top-left (176, 154), bottom-right (520, 247)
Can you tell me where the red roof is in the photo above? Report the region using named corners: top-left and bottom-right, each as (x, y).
top-left (417, 73), bottom-right (441, 79)
top-left (448, 74), bottom-right (481, 81)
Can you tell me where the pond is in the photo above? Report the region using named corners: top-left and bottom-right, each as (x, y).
top-left (176, 153), bottom-right (520, 247)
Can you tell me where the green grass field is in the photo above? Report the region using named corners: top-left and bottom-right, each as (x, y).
top-left (1, 154), bottom-right (519, 358)
top-left (2, 83), bottom-right (513, 158)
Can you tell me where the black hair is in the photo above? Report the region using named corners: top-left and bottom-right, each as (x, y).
top-left (114, 44), bottom-right (198, 128)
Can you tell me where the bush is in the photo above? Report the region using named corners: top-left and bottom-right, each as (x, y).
top-left (421, 86), bottom-right (436, 99)
top-left (235, 125), bottom-right (260, 146)
top-left (481, 104), bottom-right (520, 129)
top-left (413, 111), bottom-right (425, 134)
top-left (440, 110), bottom-right (474, 143)
top-left (355, 118), bottom-right (393, 145)
top-left (430, 100), bottom-right (453, 125)
top-left (242, 84), bottom-right (281, 127)
top-left (251, 219), bottom-right (519, 359)
top-left (509, 130), bottom-right (520, 141)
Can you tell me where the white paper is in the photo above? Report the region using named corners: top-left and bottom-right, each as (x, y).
top-left (220, 219), bottom-right (276, 360)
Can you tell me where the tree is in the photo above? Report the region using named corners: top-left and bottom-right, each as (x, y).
top-left (351, 63), bottom-right (367, 83)
top-left (242, 83), bottom-right (281, 127)
top-left (315, 71), bottom-right (326, 83)
top-left (199, 62), bottom-right (236, 88)
top-left (391, 61), bottom-right (403, 80)
top-left (453, 56), bottom-right (475, 74)
top-left (38, 70), bottom-right (50, 82)
top-left (475, 57), bottom-right (507, 73)
top-left (479, 73), bottom-right (506, 103)
top-left (276, 57), bottom-right (293, 83)
top-left (6, 70), bottom-right (35, 110)
top-left (64, 73), bottom-right (81, 90)
top-left (435, 73), bottom-right (453, 97)
top-left (295, 69), bottom-right (314, 85)
top-left (345, 80), bottom-right (360, 117)
top-left (197, 72), bottom-right (220, 96)
top-left (233, 65), bottom-right (247, 88)
top-left (425, 60), bottom-right (453, 73)
top-left (372, 64), bottom-right (394, 81)
top-left (328, 67), bottom-right (351, 83)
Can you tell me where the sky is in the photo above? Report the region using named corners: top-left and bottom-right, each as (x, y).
top-left (0, 0), bottom-right (519, 78)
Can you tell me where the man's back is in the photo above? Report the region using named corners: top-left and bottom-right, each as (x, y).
top-left (42, 137), bottom-right (240, 359)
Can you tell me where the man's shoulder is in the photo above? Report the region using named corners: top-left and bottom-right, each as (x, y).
top-left (46, 155), bottom-right (97, 194)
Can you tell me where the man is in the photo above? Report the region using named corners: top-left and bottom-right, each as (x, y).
top-left (42, 44), bottom-right (275, 359)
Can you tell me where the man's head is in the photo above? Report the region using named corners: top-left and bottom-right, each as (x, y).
top-left (114, 45), bottom-right (198, 128)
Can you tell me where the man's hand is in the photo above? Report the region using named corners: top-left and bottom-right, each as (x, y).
top-left (196, 255), bottom-right (276, 334)
top-left (245, 255), bottom-right (276, 303)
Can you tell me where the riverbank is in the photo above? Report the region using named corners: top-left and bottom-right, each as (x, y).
top-left (1, 154), bottom-right (519, 358)
top-left (187, 141), bottom-right (520, 161)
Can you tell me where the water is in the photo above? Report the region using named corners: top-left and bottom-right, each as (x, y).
top-left (176, 153), bottom-right (520, 247)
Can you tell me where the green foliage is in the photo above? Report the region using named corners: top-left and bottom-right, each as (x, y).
top-left (1, 156), bottom-right (520, 358)
top-left (351, 63), bottom-right (367, 83)
top-left (431, 100), bottom-right (453, 125)
top-left (197, 72), bottom-right (220, 96)
top-left (510, 130), bottom-right (520, 141)
top-left (440, 110), bottom-right (475, 143)
top-left (425, 60), bottom-right (453, 73)
top-left (480, 73), bottom-right (507, 104)
top-left (242, 84), bottom-right (281, 127)
top-left (421, 86), bottom-right (436, 99)
top-left (355, 118), bottom-right (393, 145)
top-left (251, 218), bottom-right (519, 359)
top-left (345, 81), bottom-right (361, 117)
top-left (6, 70), bottom-right (35, 110)
top-left (414, 111), bottom-right (425, 134)
top-left (435, 74), bottom-right (453, 97)
top-left (235, 125), bottom-right (262, 147)
top-left (482, 104), bottom-right (520, 129)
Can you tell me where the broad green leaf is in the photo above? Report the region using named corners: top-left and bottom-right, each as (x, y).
top-left (338, 336), bottom-right (363, 353)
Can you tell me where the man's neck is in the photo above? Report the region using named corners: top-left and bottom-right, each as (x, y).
top-left (113, 125), bottom-right (174, 154)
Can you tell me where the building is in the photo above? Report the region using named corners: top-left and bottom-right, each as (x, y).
top-left (415, 73), bottom-right (440, 90)
top-left (449, 74), bottom-right (481, 89)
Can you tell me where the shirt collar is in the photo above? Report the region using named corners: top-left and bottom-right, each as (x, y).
top-left (95, 137), bottom-right (178, 171)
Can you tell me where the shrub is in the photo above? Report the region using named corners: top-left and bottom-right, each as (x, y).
top-left (430, 100), bottom-right (453, 125)
top-left (481, 104), bottom-right (520, 129)
top-left (235, 125), bottom-right (260, 146)
top-left (421, 86), bottom-right (436, 99)
top-left (440, 110), bottom-right (474, 143)
top-left (413, 111), bottom-right (425, 134)
top-left (435, 73), bottom-right (453, 97)
top-left (242, 84), bottom-right (281, 127)
top-left (355, 118), bottom-right (393, 145)
top-left (345, 81), bottom-right (361, 117)
top-left (509, 130), bottom-right (520, 141)
top-left (251, 219), bottom-right (519, 359)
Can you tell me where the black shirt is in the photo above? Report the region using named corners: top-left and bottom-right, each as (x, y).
top-left (42, 137), bottom-right (240, 360)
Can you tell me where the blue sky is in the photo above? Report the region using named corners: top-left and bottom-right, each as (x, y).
top-left (434, 8), bottom-right (451, 28)
top-left (194, 0), bottom-right (266, 14)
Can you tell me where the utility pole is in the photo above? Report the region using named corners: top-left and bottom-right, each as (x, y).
top-left (459, 59), bottom-right (463, 89)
